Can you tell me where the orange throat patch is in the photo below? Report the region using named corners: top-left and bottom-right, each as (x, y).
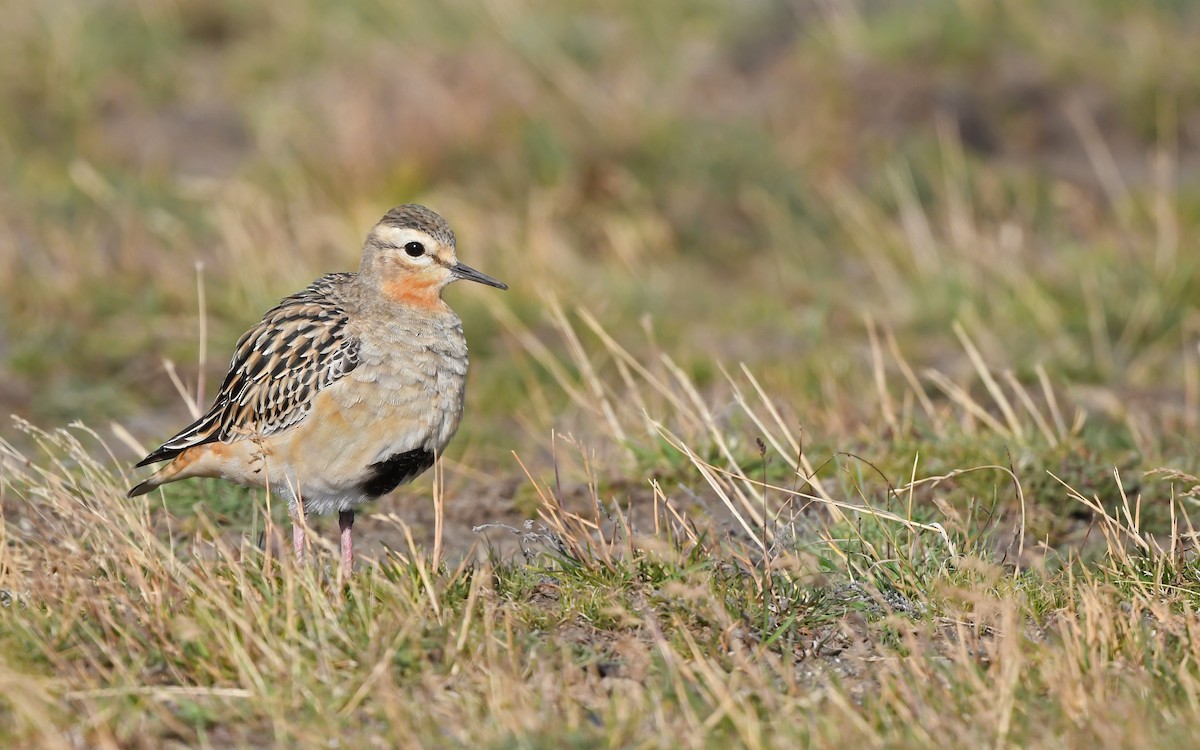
top-left (382, 275), bottom-right (446, 310)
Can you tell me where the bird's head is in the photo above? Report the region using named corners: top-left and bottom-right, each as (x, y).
top-left (359, 204), bottom-right (507, 308)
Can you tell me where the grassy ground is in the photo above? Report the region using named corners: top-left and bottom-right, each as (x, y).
top-left (3, 0), bottom-right (1200, 746)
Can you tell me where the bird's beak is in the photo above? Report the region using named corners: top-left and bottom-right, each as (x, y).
top-left (452, 262), bottom-right (508, 290)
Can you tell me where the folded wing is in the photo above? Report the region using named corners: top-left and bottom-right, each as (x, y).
top-left (135, 273), bottom-right (360, 467)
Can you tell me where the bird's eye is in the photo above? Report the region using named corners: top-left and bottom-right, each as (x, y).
top-left (404, 241), bottom-right (426, 257)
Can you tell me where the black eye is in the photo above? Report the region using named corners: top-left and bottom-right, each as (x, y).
top-left (404, 241), bottom-right (426, 257)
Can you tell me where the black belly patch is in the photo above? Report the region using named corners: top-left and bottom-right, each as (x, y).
top-left (360, 448), bottom-right (436, 497)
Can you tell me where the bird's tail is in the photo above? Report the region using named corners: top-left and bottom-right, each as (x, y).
top-left (126, 451), bottom-right (199, 498)
top-left (126, 465), bottom-right (171, 498)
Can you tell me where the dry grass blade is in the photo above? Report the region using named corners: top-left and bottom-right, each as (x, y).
top-left (656, 423), bottom-right (956, 558)
top-left (952, 322), bottom-right (1024, 441)
top-left (653, 422), bottom-right (768, 550)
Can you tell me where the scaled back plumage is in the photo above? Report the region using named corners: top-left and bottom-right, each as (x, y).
top-left (133, 273), bottom-right (361, 469)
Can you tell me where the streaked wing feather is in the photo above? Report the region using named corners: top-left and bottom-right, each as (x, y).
top-left (135, 273), bottom-right (359, 466)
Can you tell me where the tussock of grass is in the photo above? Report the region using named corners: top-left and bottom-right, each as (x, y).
top-left (4, 331), bottom-right (1200, 746)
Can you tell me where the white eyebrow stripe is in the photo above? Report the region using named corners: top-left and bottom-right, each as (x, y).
top-left (375, 225), bottom-right (433, 248)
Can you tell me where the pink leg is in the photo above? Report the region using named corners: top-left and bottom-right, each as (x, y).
top-left (293, 523), bottom-right (305, 561)
top-left (291, 499), bottom-right (306, 562)
top-left (339, 510), bottom-right (355, 575)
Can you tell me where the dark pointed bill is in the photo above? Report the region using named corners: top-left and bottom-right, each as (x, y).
top-left (452, 262), bottom-right (508, 290)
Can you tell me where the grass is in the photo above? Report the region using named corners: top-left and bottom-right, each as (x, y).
top-left (3, 0), bottom-right (1200, 746)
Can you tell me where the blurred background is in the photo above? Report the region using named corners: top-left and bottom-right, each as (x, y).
top-left (1, 0), bottom-right (1198, 547)
top-left (6, 5), bottom-right (1200, 743)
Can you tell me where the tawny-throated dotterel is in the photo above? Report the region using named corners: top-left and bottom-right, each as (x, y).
top-left (128, 204), bottom-right (507, 573)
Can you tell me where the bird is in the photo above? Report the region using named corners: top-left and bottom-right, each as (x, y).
top-left (127, 204), bottom-right (507, 574)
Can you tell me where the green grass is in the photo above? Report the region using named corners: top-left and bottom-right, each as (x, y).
top-left (5, 420), bottom-right (1200, 747)
top-left (3, 0), bottom-right (1200, 746)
